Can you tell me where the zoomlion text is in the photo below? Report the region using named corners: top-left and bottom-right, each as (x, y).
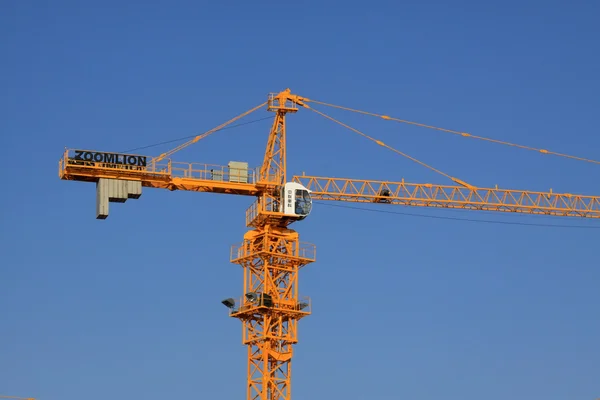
top-left (72, 150), bottom-right (147, 167)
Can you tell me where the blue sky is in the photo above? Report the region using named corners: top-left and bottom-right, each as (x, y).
top-left (2, 1), bottom-right (599, 399)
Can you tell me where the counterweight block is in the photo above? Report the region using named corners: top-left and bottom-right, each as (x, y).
top-left (96, 178), bottom-right (142, 219)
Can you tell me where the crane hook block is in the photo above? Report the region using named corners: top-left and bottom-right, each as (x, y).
top-left (96, 178), bottom-right (142, 219)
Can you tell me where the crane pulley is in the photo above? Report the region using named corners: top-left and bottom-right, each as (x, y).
top-left (57, 88), bottom-right (600, 400)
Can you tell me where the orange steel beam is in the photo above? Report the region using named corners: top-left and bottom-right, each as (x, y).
top-left (292, 175), bottom-right (600, 218)
top-left (58, 149), bottom-right (260, 196)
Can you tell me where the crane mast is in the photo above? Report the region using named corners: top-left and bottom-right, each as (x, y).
top-left (226, 90), bottom-right (314, 400)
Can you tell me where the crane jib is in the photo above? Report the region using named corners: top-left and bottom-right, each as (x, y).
top-left (72, 150), bottom-right (147, 167)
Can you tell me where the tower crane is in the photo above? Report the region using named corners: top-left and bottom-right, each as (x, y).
top-left (57, 89), bottom-right (600, 400)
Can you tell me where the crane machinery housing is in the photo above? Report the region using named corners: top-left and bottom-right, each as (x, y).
top-left (57, 88), bottom-right (600, 400)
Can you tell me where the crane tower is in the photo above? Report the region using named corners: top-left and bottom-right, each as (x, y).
top-left (58, 89), bottom-right (600, 400)
top-left (225, 91), bottom-right (314, 400)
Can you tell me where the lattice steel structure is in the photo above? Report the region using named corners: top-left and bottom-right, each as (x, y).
top-left (57, 88), bottom-right (600, 400)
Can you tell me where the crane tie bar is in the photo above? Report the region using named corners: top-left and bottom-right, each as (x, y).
top-left (304, 105), bottom-right (475, 189)
top-left (307, 99), bottom-right (600, 166)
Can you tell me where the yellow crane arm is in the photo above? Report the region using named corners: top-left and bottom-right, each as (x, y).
top-left (57, 148), bottom-right (600, 219)
top-left (58, 90), bottom-right (600, 221)
top-left (292, 175), bottom-right (600, 219)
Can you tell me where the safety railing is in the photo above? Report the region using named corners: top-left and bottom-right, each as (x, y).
top-left (226, 294), bottom-right (312, 316)
top-left (267, 92), bottom-right (299, 112)
top-left (230, 240), bottom-right (316, 263)
top-left (245, 194), bottom-right (281, 226)
top-left (169, 161), bottom-right (257, 183)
